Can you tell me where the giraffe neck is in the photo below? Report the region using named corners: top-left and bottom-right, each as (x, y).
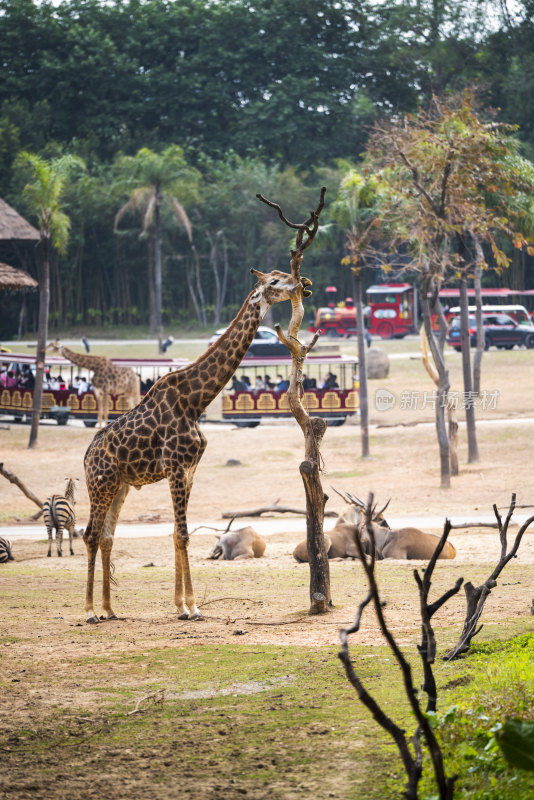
top-left (60, 346), bottom-right (103, 370)
top-left (184, 290), bottom-right (266, 414)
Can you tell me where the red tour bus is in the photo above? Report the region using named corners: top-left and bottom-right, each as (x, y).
top-left (366, 283), bottom-right (417, 339)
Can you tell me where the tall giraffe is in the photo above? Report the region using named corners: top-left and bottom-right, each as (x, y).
top-left (82, 268), bottom-right (307, 623)
top-left (47, 341), bottom-right (141, 428)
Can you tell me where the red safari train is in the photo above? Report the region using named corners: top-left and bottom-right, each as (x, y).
top-left (309, 283), bottom-right (417, 339)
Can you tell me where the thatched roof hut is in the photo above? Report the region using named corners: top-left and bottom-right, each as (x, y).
top-left (0, 262), bottom-right (38, 291)
top-left (0, 198), bottom-right (39, 242)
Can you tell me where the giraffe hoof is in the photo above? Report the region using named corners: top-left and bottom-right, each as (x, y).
top-left (189, 612), bottom-right (204, 622)
top-left (105, 614), bottom-right (118, 621)
top-left (178, 612), bottom-right (190, 620)
top-left (86, 615), bottom-right (100, 624)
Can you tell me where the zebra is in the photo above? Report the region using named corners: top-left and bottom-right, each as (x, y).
top-left (0, 537), bottom-right (14, 563)
top-left (43, 478), bottom-right (79, 557)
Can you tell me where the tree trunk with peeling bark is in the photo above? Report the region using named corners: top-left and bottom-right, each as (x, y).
top-left (259, 187), bottom-right (331, 615)
top-left (420, 275), bottom-right (451, 488)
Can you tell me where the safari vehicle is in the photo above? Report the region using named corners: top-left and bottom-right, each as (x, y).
top-left (308, 283), bottom-right (417, 340)
top-left (446, 304), bottom-right (532, 326)
top-left (209, 325), bottom-right (287, 356)
top-left (446, 314), bottom-right (534, 351)
top-left (0, 351), bottom-right (189, 426)
top-left (221, 353), bottom-right (359, 427)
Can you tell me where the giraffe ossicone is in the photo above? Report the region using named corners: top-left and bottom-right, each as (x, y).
top-left (82, 268), bottom-right (304, 624)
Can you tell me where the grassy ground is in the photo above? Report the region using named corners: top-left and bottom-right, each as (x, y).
top-left (2, 329), bottom-right (534, 799)
top-left (1, 541), bottom-right (534, 800)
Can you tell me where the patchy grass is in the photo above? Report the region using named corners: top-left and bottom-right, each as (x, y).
top-left (424, 634), bottom-right (534, 800)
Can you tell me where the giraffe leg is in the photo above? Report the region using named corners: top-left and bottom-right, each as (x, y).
top-left (83, 498), bottom-right (115, 623)
top-left (102, 392), bottom-right (110, 427)
top-left (173, 529), bottom-right (201, 620)
top-left (93, 388), bottom-right (103, 428)
top-left (169, 467), bottom-right (202, 621)
top-left (99, 485), bottom-right (130, 620)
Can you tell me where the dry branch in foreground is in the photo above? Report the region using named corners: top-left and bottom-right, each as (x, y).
top-left (445, 493), bottom-right (534, 660)
top-left (339, 493), bottom-right (458, 800)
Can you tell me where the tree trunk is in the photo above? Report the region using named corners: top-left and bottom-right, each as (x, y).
top-left (300, 457), bottom-right (331, 613)
top-left (28, 238), bottom-right (49, 449)
top-left (459, 275), bottom-right (479, 462)
top-left (277, 268), bottom-right (331, 614)
top-left (420, 275), bottom-right (451, 488)
top-left (353, 270), bottom-right (369, 457)
top-left (147, 229), bottom-right (157, 334)
top-left (473, 240), bottom-right (485, 396)
top-left (193, 244), bottom-right (207, 327)
top-left (154, 189), bottom-right (164, 352)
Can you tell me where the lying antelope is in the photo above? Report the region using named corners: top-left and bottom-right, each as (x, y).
top-left (292, 499), bottom-right (390, 563)
top-left (209, 526), bottom-right (266, 560)
top-left (337, 490), bottom-right (456, 561)
top-left (292, 491), bottom-right (455, 562)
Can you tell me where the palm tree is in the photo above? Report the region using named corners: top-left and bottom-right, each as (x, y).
top-left (16, 152), bottom-right (85, 448)
top-left (330, 169), bottom-right (384, 459)
top-left (114, 146), bottom-right (200, 352)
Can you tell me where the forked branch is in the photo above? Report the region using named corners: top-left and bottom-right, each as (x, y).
top-left (339, 494), bottom-right (457, 799)
top-left (257, 186), bottom-right (326, 279)
top-left (445, 494), bottom-right (534, 660)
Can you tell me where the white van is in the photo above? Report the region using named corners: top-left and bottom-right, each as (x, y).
top-left (447, 304), bottom-right (532, 325)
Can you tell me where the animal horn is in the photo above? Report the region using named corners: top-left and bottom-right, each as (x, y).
top-left (331, 487), bottom-right (367, 509)
top-left (374, 498), bottom-right (391, 519)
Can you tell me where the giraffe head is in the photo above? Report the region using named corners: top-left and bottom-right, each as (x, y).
top-left (46, 339), bottom-right (61, 353)
top-left (249, 269), bottom-right (312, 315)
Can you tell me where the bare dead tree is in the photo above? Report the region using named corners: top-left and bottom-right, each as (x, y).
top-left (445, 494), bottom-right (534, 660)
top-left (413, 521), bottom-right (464, 713)
top-left (339, 493), bottom-right (458, 800)
top-left (257, 187), bottom-right (331, 614)
top-left (0, 462), bottom-right (43, 519)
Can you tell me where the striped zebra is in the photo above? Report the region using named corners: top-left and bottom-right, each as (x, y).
top-left (0, 537), bottom-right (14, 563)
top-left (43, 478), bottom-right (79, 557)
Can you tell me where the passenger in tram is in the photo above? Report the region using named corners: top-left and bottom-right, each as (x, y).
top-left (302, 374), bottom-right (317, 390)
top-left (19, 366), bottom-right (35, 389)
top-left (240, 375), bottom-right (253, 391)
top-left (231, 375), bottom-right (247, 392)
top-left (253, 376), bottom-right (266, 393)
top-left (1, 370), bottom-right (17, 388)
top-left (264, 375), bottom-right (275, 389)
top-left (74, 375), bottom-right (89, 395)
top-left (319, 372), bottom-right (339, 390)
top-left (274, 374), bottom-right (289, 393)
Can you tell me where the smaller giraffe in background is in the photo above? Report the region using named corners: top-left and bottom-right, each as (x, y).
top-left (47, 340), bottom-right (141, 427)
top-left (43, 478), bottom-right (79, 557)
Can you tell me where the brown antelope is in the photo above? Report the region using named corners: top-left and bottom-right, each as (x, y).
top-left (337, 490), bottom-right (456, 561)
top-left (293, 491), bottom-right (456, 562)
top-left (209, 527), bottom-right (267, 560)
top-left (292, 500), bottom-right (390, 563)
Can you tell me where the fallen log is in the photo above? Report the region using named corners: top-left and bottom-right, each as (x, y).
top-left (222, 499), bottom-right (338, 519)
